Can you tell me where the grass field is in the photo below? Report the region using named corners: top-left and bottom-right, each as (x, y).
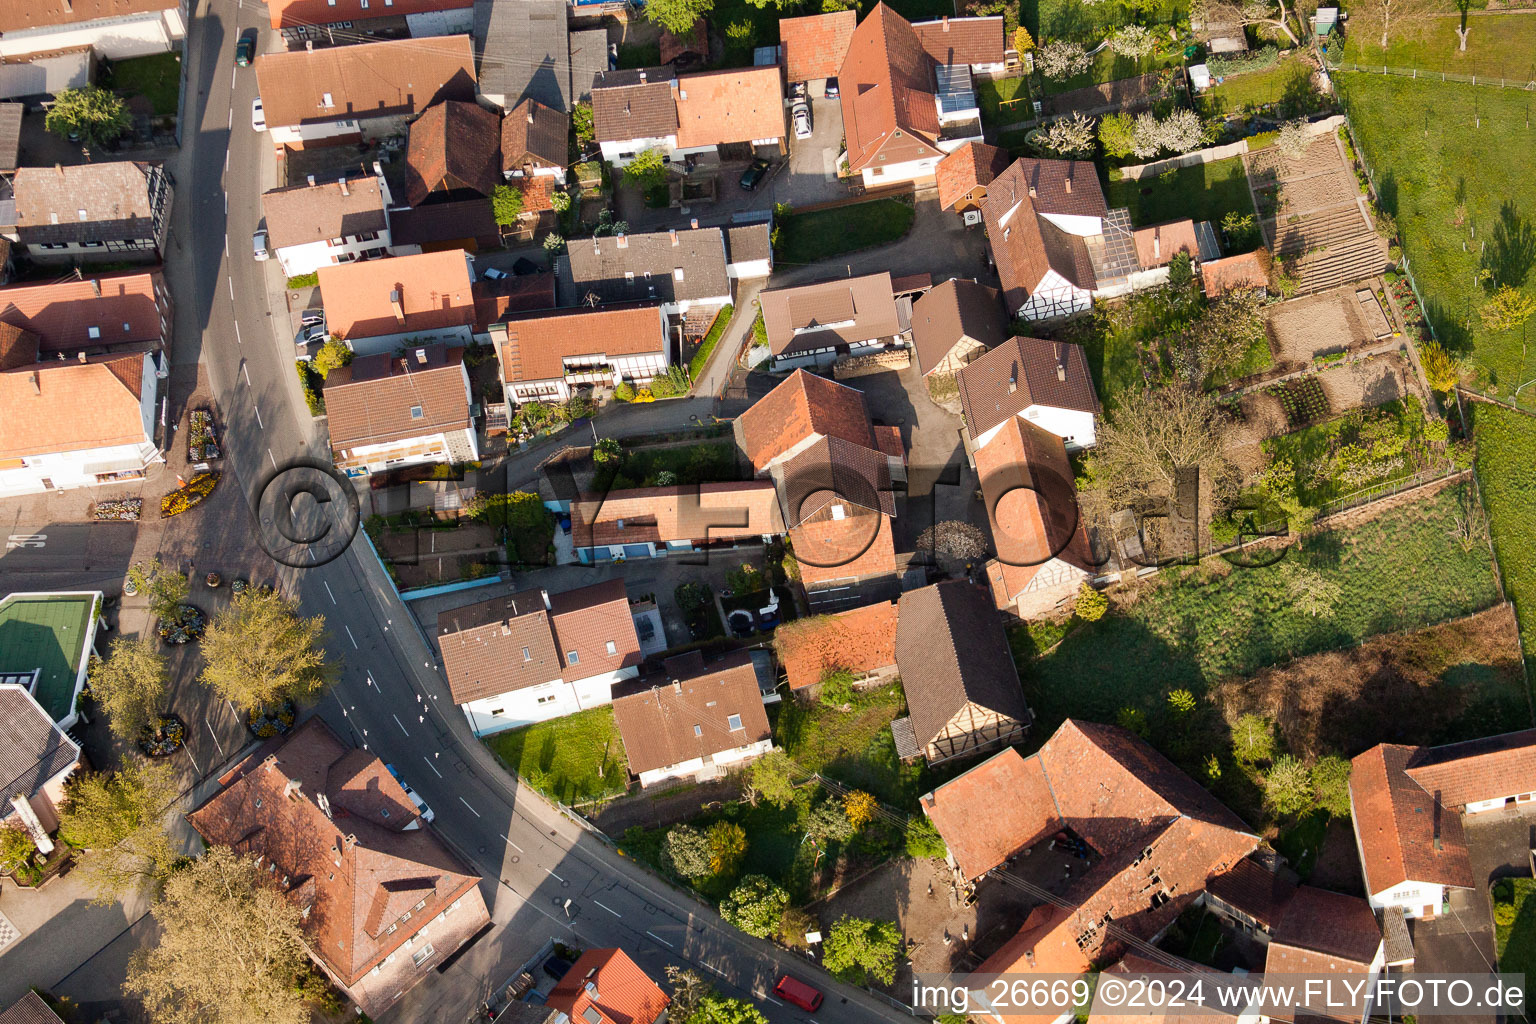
top-left (1337, 73), bottom-right (1536, 401)
top-left (1494, 877), bottom-right (1536, 1001)
top-left (1472, 403), bottom-right (1536, 663)
top-left (1262, 397), bottom-right (1432, 506)
top-left (978, 76), bottom-right (1031, 130)
top-left (776, 684), bottom-right (926, 810)
top-left (1198, 57), bottom-right (1328, 118)
top-left (1336, 12), bottom-right (1536, 75)
top-left (103, 52), bottom-right (180, 117)
top-left (1106, 155), bottom-right (1256, 231)
top-left (773, 197), bottom-right (916, 267)
top-left (484, 707), bottom-right (629, 805)
top-left (1018, 482), bottom-right (1501, 731)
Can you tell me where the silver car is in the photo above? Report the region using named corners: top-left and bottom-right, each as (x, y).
top-left (791, 100), bottom-right (812, 140)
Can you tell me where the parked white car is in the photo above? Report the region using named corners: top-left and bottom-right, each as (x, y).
top-left (791, 100), bottom-right (812, 140)
top-left (252, 229), bottom-right (269, 262)
top-left (251, 97), bottom-right (266, 133)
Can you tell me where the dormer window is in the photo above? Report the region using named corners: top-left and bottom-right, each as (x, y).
top-left (321, 92), bottom-right (335, 108)
top-left (410, 405), bottom-right (424, 419)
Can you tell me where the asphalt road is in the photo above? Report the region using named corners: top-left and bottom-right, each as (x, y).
top-left (169, 3), bottom-right (919, 1022)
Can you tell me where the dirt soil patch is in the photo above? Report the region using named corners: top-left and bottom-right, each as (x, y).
top-left (1265, 288), bottom-right (1373, 365)
top-left (1211, 602), bottom-right (1529, 761)
top-left (587, 777), bottom-right (741, 835)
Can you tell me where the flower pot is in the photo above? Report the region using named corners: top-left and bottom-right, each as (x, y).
top-left (206, 572), bottom-right (221, 588)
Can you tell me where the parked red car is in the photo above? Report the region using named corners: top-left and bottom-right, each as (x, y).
top-left (773, 975), bottom-right (824, 1012)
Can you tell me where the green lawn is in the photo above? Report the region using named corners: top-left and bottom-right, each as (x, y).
top-left (1053, 284), bottom-right (1203, 408)
top-left (687, 304), bottom-right (733, 379)
top-left (484, 707), bottom-right (629, 805)
top-left (1336, 13), bottom-right (1536, 75)
top-left (1198, 57), bottom-right (1329, 118)
top-left (1027, 0), bottom-right (1186, 45)
top-left (1106, 154), bottom-right (1256, 232)
top-left (103, 52), bottom-right (180, 117)
top-left (775, 684), bottom-right (926, 809)
top-left (0, 593), bottom-right (95, 722)
top-left (1473, 403), bottom-right (1536, 668)
top-left (1017, 482), bottom-right (1501, 732)
top-left (1337, 73), bottom-right (1536, 401)
top-left (596, 440), bottom-right (742, 491)
top-left (978, 76), bottom-right (1031, 130)
top-left (1039, 49), bottom-right (1170, 97)
top-left (773, 197), bottom-right (916, 267)
top-left (1494, 877), bottom-right (1536, 1006)
top-left (616, 42), bottom-right (660, 70)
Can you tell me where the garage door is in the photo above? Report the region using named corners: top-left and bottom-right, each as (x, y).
top-left (622, 544), bottom-right (651, 559)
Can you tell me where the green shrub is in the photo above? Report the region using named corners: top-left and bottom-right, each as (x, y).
top-left (286, 272), bottom-right (319, 289)
top-left (819, 668), bottom-right (856, 707)
top-left (1075, 581), bottom-right (1108, 621)
top-left (1209, 45), bottom-right (1279, 76)
top-left (295, 360), bottom-right (323, 415)
top-left (905, 817), bottom-right (947, 859)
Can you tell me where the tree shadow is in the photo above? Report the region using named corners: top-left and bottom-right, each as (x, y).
top-left (1426, 296), bottom-right (1473, 355)
top-left (1376, 170), bottom-right (1399, 218)
top-left (1278, 64), bottom-right (1324, 118)
top-left (1481, 200), bottom-right (1536, 289)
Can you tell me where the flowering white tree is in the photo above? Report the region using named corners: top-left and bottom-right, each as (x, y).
top-left (1036, 39), bottom-right (1092, 80)
top-left (1039, 112), bottom-right (1097, 156)
top-left (1108, 24), bottom-right (1156, 57)
top-left (1275, 118), bottom-right (1312, 160)
top-left (1131, 109), bottom-right (1205, 158)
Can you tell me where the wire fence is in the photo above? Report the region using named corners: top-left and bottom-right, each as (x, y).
top-left (1325, 53), bottom-right (1536, 90)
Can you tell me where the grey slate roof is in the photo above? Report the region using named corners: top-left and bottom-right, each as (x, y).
top-left (561, 227), bottom-right (729, 306)
top-left (0, 684), bottom-right (80, 822)
top-left (0, 103), bottom-right (21, 174)
top-left (895, 580), bottom-right (1029, 748)
top-left (725, 222), bottom-right (772, 266)
top-left (568, 27), bottom-right (609, 104)
top-left (474, 0), bottom-right (572, 110)
top-left (0, 993), bottom-right (65, 1024)
top-left (12, 162), bottom-right (165, 246)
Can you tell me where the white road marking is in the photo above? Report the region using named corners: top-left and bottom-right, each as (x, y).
top-left (230, 67), bottom-right (236, 89)
top-left (227, 107), bottom-right (232, 130)
top-left (242, 364), bottom-right (251, 386)
top-left (223, 193), bottom-right (228, 215)
top-left (204, 715), bottom-right (225, 756)
top-left (227, 276), bottom-right (234, 300)
top-left (593, 900), bottom-right (621, 918)
top-left (423, 756), bottom-right (443, 778)
top-left (500, 834), bottom-right (523, 852)
top-left (268, 448), bottom-right (277, 471)
top-left (252, 404), bottom-right (263, 428)
top-left (762, 996), bottom-right (784, 1007)
top-left (225, 149), bottom-right (230, 172)
top-left (644, 930), bottom-right (673, 948)
top-left (323, 580), bottom-right (336, 604)
top-left (391, 713), bottom-right (409, 736)
top-left (545, 869), bottom-right (565, 882)
top-left (704, 964), bottom-right (726, 978)
top-left (224, 234), bottom-right (229, 257)
top-left (234, 321), bottom-right (241, 344)
top-left (344, 624), bottom-right (359, 648)
top-left (459, 797), bottom-right (481, 818)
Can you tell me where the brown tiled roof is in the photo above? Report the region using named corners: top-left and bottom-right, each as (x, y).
top-left (591, 68), bottom-right (679, 144)
top-left (0, 270), bottom-right (165, 355)
top-left (611, 650), bottom-right (771, 775)
top-left (1088, 957), bottom-right (1236, 1024)
top-left (1039, 215), bottom-right (1097, 288)
top-left (999, 156), bottom-right (1108, 220)
top-left (570, 481), bottom-right (782, 549)
top-left (516, 175), bottom-right (558, 215)
top-left (839, 3), bottom-right (944, 173)
top-left (563, 227), bottom-right (730, 306)
top-left (781, 10), bottom-right (857, 82)
top-left (187, 719), bottom-right (485, 992)
top-left (1133, 219), bottom-right (1199, 268)
top-left (261, 176), bottom-right (387, 252)
top-left (12, 162), bottom-right (163, 247)
top-left (920, 747), bottom-right (1059, 879)
top-left (913, 16), bottom-right (1006, 67)
top-left (1202, 251), bottom-right (1269, 296)
top-left (982, 158), bottom-right (1108, 306)
top-left (0, 323), bottom-right (39, 370)
top-left (873, 424), bottom-right (904, 460)
top-left (322, 344), bottom-right (470, 450)
top-left (267, 0), bottom-right (470, 29)
top-left (759, 272), bottom-right (900, 357)
top-left (472, 273), bottom-right (558, 331)
top-left (660, 21), bottom-right (710, 65)
top-left (936, 140), bottom-right (1010, 211)
top-left (675, 66), bottom-right (785, 148)
top-left (976, 416), bottom-right (1095, 606)
top-left (1268, 886), bottom-right (1382, 969)
top-left (1349, 743), bottom-right (1473, 893)
top-left (0, 104), bottom-right (22, 175)
top-left (775, 600), bottom-right (898, 691)
top-left (502, 99), bottom-right (569, 174)
top-left (957, 335), bottom-right (1098, 441)
top-left (0, 354), bottom-right (149, 460)
top-left (547, 948), bottom-right (670, 1024)
top-left (891, 271), bottom-right (933, 295)
top-left (405, 101), bottom-right (503, 206)
top-left (896, 580), bottom-right (1028, 748)
top-left (387, 199), bottom-right (501, 251)
top-left (1206, 857), bottom-right (1296, 930)
top-left (1403, 728), bottom-right (1536, 807)
top-left (256, 37), bottom-right (476, 130)
top-left (909, 277), bottom-right (1006, 374)
top-left (497, 303), bottom-right (666, 383)
top-left (0, 684), bottom-right (79, 821)
top-left (791, 503), bottom-right (898, 586)
top-left (318, 250), bottom-right (475, 342)
top-left (549, 580), bottom-right (643, 681)
top-left (735, 369), bottom-right (875, 471)
top-left (0, 0), bottom-right (177, 31)
top-left (0, 992), bottom-right (64, 1024)
top-left (779, 434), bottom-right (896, 524)
top-left (976, 904), bottom-right (1093, 1005)
top-left (726, 223), bottom-right (773, 266)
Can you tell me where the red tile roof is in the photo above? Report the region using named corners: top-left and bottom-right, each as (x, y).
top-left (982, 159), bottom-right (1108, 307)
top-left (256, 36), bottom-right (476, 130)
top-left (1133, 220), bottom-right (1200, 268)
top-left (913, 15), bottom-right (1006, 67)
top-left (921, 747), bottom-right (1059, 878)
top-left (570, 481), bottom-right (783, 549)
top-left (792, 506), bottom-right (898, 587)
top-left (547, 948), bottom-right (669, 1024)
top-left (775, 600), bottom-right (898, 690)
top-left (1205, 857), bottom-right (1296, 931)
top-left (496, 304), bottom-right (667, 383)
top-left (0, 271), bottom-right (166, 355)
top-left (759, 272), bottom-right (901, 357)
top-left (266, 0), bottom-right (470, 29)
top-left (908, 277), bottom-right (1007, 374)
top-left (0, 0), bottom-right (177, 31)
top-left (781, 10), bottom-right (858, 82)
top-left (472, 273), bottom-right (557, 332)
top-left (1349, 743), bottom-right (1474, 894)
top-left (611, 650), bottom-right (771, 775)
top-left (322, 344), bottom-right (470, 451)
top-left (975, 904), bottom-right (1093, 1024)
top-left (0, 353), bottom-right (149, 460)
top-left (675, 66), bottom-right (785, 149)
top-left (404, 100), bottom-right (503, 207)
top-left (838, 2), bottom-right (945, 173)
top-left (319, 251), bottom-right (475, 342)
top-left (1402, 727), bottom-right (1536, 807)
top-left (936, 141), bottom-right (1011, 211)
top-left (1201, 251), bottom-right (1269, 296)
top-left (1267, 886), bottom-right (1382, 970)
top-left (734, 369), bottom-right (875, 472)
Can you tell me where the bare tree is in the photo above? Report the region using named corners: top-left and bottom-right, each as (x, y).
top-left (1455, 0), bottom-right (1472, 50)
top-left (1361, 0), bottom-right (1437, 50)
top-left (1193, 0), bottom-right (1299, 44)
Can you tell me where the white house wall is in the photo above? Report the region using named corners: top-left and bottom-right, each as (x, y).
top-left (406, 7), bottom-right (474, 35)
top-left (1039, 212), bottom-right (1103, 237)
top-left (635, 738), bottom-right (773, 787)
top-left (460, 667), bottom-right (635, 735)
top-left (346, 325), bottom-right (474, 357)
top-left (727, 258), bottom-right (772, 280)
top-left (861, 154), bottom-right (942, 187)
top-left (1368, 882), bottom-right (1446, 920)
top-left (1467, 791), bottom-right (1536, 813)
top-left (600, 135), bottom-right (679, 167)
top-left (973, 406), bottom-right (1096, 451)
top-left (1018, 271), bottom-right (1092, 321)
top-left (269, 120), bottom-right (361, 147)
top-left (276, 231), bottom-right (391, 278)
top-left (0, 9), bottom-right (186, 61)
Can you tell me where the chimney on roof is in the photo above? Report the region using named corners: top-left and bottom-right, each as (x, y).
top-left (672, 680), bottom-right (682, 693)
top-left (77, 351), bottom-right (86, 363)
top-left (317, 792), bottom-right (332, 819)
top-left (689, 218), bottom-right (698, 229)
top-left (669, 229), bottom-right (678, 246)
top-left (593, 237), bottom-right (601, 254)
top-left (527, 107), bottom-right (536, 124)
top-left (616, 233), bottom-right (628, 249)
top-left (30, 371), bottom-right (39, 394)
top-left (305, 39), bottom-right (313, 51)
top-left (284, 778), bottom-right (303, 800)
top-left (338, 178), bottom-right (349, 197)
top-left (261, 754), bottom-right (279, 772)
top-left (1027, 185), bottom-right (1036, 198)
top-left (343, 833), bottom-right (358, 849)
top-left (942, 14), bottom-right (949, 29)
top-left (1153, 228), bottom-right (1161, 260)
top-left (540, 589), bottom-right (552, 610)
top-left (1064, 176), bottom-right (1072, 194)
top-left (307, 174), bottom-right (316, 187)
top-left (414, 347), bottom-right (428, 365)
top-left (389, 288), bottom-right (405, 324)
top-left (639, 70), bottom-right (647, 83)
top-left (91, 278), bottom-right (100, 297)
top-left (54, 163), bottom-right (63, 178)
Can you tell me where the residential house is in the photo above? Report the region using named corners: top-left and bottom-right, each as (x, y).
top-left (1203, 857), bottom-right (1297, 942)
top-left (404, 100), bottom-right (503, 208)
top-left (982, 156), bottom-right (1108, 320)
top-left (909, 277), bottom-right (1007, 376)
top-left (547, 949), bottom-right (669, 1024)
top-left (436, 580), bottom-right (642, 733)
top-left (890, 579), bottom-right (1029, 764)
top-left (322, 343), bottom-right (477, 477)
top-left (0, 0), bottom-right (185, 62)
top-left (568, 480), bottom-right (783, 563)
top-left (559, 226), bottom-right (731, 317)
top-left (758, 272), bottom-right (906, 370)
top-left (671, 66), bottom-right (785, 163)
top-left (725, 223), bottom-right (773, 281)
top-left (188, 719), bottom-right (492, 1017)
top-left (0, 591), bottom-right (103, 730)
top-left (779, 10), bottom-right (857, 97)
top-left (388, 200), bottom-right (501, 256)
top-left (591, 67), bottom-right (679, 168)
top-left (472, 271), bottom-right (557, 333)
top-left (0, 992), bottom-right (66, 1024)
top-left (1086, 956), bottom-right (1266, 1024)
top-left (491, 302), bottom-right (669, 405)
top-left (502, 99), bottom-right (569, 180)
top-left (473, 0), bottom-right (571, 112)
top-left (774, 599), bottom-right (898, 696)
top-left (1264, 887), bottom-right (1386, 1023)
top-left (318, 249), bottom-right (476, 355)
top-left (261, 173), bottom-right (392, 278)
top-left (976, 416), bottom-right (1098, 616)
top-left (956, 335), bottom-right (1099, 450)
top-left (8, 162), bottom-right (173, 263)
top-left (255, 36), bottom-right (477, 151)
top-left (1350, 729), bottom-right (1536, 919)
top-left (936, 140), bottom-right (1011, 215)
top-left (733, 369), bottom-right (905, 605)
top-left (0, 682), bottom-right (82, 835)
top-left (0, 269), bottom-right (172, 356)
top-left (837, 3), bottom-right (994, 187)
top-left (912, 14), bottom-right (1006, 73)
top-left (611, 650), bottom-right (773, 787)
top-left (0, 347), bottom-right (165, 498)
top-left (266, 0), bottom-right (473, 35)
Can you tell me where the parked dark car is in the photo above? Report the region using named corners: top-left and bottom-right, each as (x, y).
top-left (824, 75), bottom-right (840, 98)
top-left (739, 157), bottom-right (770, 191)
top-left (234, 31), bottom-right (257, 67)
